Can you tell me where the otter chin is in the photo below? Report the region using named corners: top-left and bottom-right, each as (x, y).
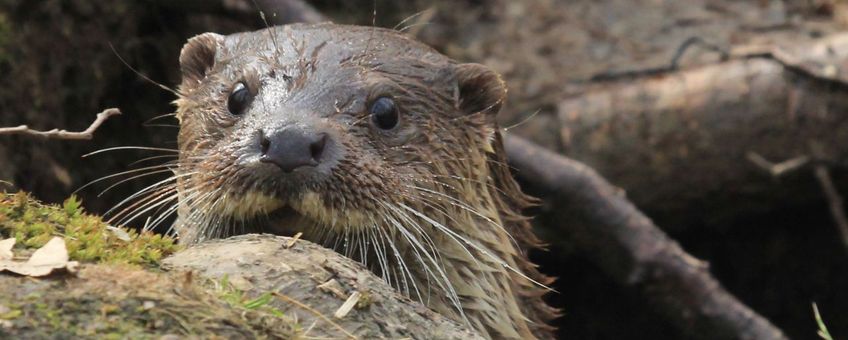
top-left (165, 23), bottom-right (557, 339)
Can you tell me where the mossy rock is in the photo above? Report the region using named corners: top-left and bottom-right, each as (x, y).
top-left (0, 192), bottom-right (481, 339)
top-left (0, 265), bottom-right (300, 339)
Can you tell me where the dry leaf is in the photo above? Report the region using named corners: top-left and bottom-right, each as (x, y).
top-left (0, 239), bottom-right (14, 260)
top-left (0, 237), bottom-right (79, 277)
top-left (334, 291), bottom-right (362, 319)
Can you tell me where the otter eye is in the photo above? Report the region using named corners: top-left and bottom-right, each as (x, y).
top-left (227, 82), bottom-right (251, 116)
top-left (370, 97), bottom-right (399, 130)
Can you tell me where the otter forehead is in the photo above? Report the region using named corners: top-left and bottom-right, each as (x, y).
top-left (228, 23), bottom-right (445, 57)
top-left (217, 23), bottom-right (452, 76)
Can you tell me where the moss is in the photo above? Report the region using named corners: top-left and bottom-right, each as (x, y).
top-left (0, 191), bottom-right (179, 267)
top-left (0, 266), bottom-right (301, 339)
top-left (213, 276), bottom-right (291, 320)
top-left (0, 192), bottom-right (306, 338)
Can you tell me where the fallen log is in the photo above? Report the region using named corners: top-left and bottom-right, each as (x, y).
top-left (557, 34), bottom-right (848, 226)
top-left (504, 134), bottom-right (787, 340)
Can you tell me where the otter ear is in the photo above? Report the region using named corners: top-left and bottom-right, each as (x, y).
top-left (455, 63), bottom-right (507, 119)
top-left (179, 33), bottom-right (223, 84)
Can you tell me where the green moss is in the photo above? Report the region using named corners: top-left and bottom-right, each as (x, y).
top-left (214, 275), bottom-right (290, 320)
top-left (0, 191), bottom-right (179, 267)
top-left (0, 193), bottom-right (304, 338)
top-left (0, 266), bottom-right (302, 339)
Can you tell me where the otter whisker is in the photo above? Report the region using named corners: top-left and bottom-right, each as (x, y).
top-left (144, 186), bottom-right (210, 234)
top-left (417, 173), bottom-right (510, 197)
top-left (83, 146), bottom-right (179, 158)
top-left (398, 202), bottom-right (552, 291)
top-left (74, 163), bottom-right (179, 195)
top-left (403, 180), bottom-right (521, 250)
top-left (383, 200), bottom-right (448, 275)
top-left (143, 112), bottom-right (178, 124)
top-left (97, 168), bottom-right (177, 197)
top-left (380, 201), bottom-right (464, 323)
top-left (393, 195), bottom-right (483, 270)
top-left (376, 212), bottom-right (423, 302)
top-left (392, 9), bottom-right (431, 31)
top-left (398, 22), bottom-right (432, 34)
top-left (105, 182), bottom-right (176, 222)
top-left (380, 202), bottom-right (443, 304)
top-left (113, 188), bottom-right (179, 228)
top-left (366, 216), bottom-right (394, 289)
top-left (128, 154), bottom-right (180, 167)
top-left (103, 172), bottom-right (195, 217)
top-left (403, 184), bottom-right (519, 247)
top-left (367, 220), bottom-right (390, 287)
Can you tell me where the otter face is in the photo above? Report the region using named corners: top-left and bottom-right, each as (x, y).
top-left (173, 24), bottom-right (507, 244)
top-left (169, 24), bottom-right (558, 339)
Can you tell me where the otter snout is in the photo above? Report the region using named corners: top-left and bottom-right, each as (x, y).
top-left (259, 127), bottom-right (329, 172)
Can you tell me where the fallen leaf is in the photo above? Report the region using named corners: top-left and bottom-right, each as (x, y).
top-left (0, 237), bottom-right (79, 277)
top-left (105, 226), bottom-right (131, 242)
top-left (0, 239), bottom-right (14, 260)
top-left (334, 291), bottom-right (362, 319)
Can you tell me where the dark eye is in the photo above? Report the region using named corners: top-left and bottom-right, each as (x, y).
top-left (227, 82), bottom-right (252, 116)
top-left (370, 97), bottom-right (399, 130)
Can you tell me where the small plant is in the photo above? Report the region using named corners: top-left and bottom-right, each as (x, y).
top-left (0, 191), bottom-right (179, 267)
top-left (213, 275), bottom-right (288, 319)
top-left (812, 303), bottom-right (834, 340)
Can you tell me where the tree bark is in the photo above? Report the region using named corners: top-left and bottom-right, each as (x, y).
top-left (556, 34), bottom-right (848, 226)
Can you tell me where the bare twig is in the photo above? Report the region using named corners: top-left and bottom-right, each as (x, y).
top-left (0, 108), bottom-right (121, 140)
top-left (272, 291), bottom-right (357, 339)
top-left (504, 134), bottom-right (787, 340)
top-left (589, 33), bottom-right (848, 87)
top-left (589, 36), bottom-right (729, 82)
top-left (808, 141), bottom-right (848, 249)
top-left (254, 0), bottom-right (326, 24)
top-left (813, 165), bottom-right (848, 248)
top-left (746, 152), bottom-right (811, 178)
top-left (151, 0), bottom-right (326, 25)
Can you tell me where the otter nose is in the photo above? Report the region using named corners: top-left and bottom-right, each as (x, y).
top-left (259, 128), bottom-right (328, 172)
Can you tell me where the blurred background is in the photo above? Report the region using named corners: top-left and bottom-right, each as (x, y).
top-left (1, 0), bottom-right (846, 338)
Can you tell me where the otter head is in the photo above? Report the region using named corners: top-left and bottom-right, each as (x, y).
top-left (173, 24), bottom-right (506, 242)
top-left (172, 24), bottom-right (553, 339)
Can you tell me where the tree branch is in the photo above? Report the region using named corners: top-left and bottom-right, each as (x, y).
top-left (0, 108), bottom-right (121, 140)
top-left (151, 0), bottom-right (327, 25)
top-left (504, 134), bottom-right (788, 340)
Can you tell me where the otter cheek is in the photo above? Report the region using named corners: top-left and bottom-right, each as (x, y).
top-left (293, 191), bottom-right (371, 231)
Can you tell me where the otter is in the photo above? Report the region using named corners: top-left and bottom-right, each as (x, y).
top-left (169, 23), bottom-right (556, 339)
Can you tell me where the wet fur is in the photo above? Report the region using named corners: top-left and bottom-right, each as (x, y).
top-left (117, 24), bottom-right (556, 339)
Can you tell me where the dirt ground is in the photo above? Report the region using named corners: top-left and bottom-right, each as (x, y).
top-left (1, 0), bottom-right (847, 338)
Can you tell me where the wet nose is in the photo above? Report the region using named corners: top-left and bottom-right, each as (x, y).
top-left (259, 128), bottom-right (328, 172)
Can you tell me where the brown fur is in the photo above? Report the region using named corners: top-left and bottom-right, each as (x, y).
top-left (166, 23), bottom-right (557, 339)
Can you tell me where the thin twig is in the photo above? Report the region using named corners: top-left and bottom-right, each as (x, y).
top-left (272, 291), bottom-right (357, 339)
top-left (589, 36), bottom-right (729, 82)
top-left (746, 152), bottom-right (811, 178)
top-left (814, 165), bottom-right (848, 249)
top-left (0, 108), bottom-right (121, 140)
